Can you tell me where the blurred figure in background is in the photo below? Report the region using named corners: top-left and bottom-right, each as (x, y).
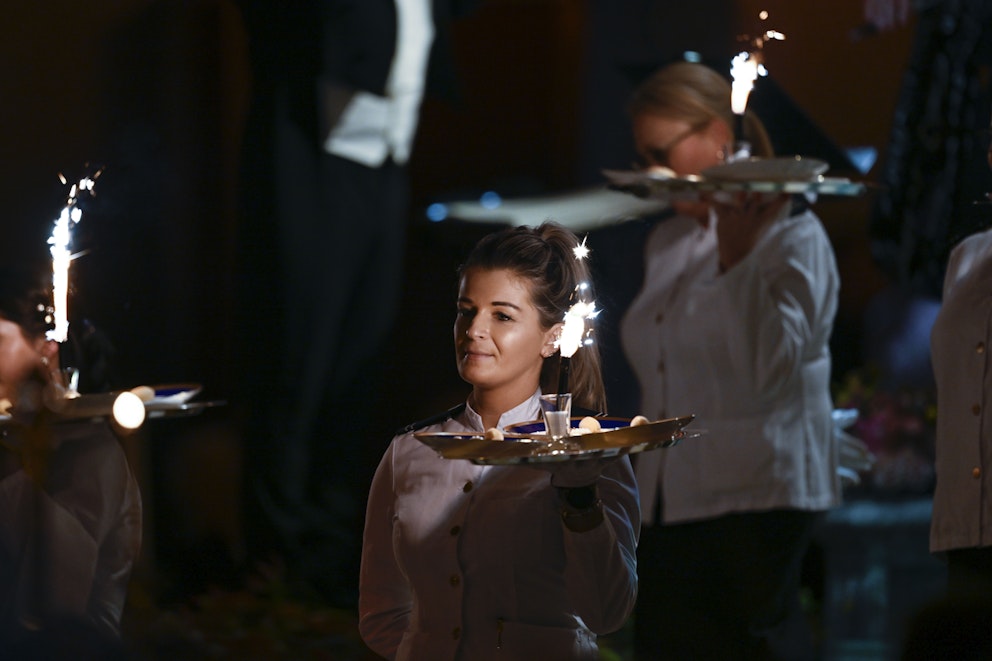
top-left (928, 109), bottom-right (992, 598)
top-left (864, 0), bottom-right (992, 389)
top-left (620, 61), bottom-right (840, 660)
top-left (235, 0), bottom-right (477, 607)
top-left (917, 210), bottom-right (992, 658)
top-left (0, 266), bottom-right (142, 647)
top-left (870, 0), bottom-right (992, 299)
top-left (901, 111), bottom-right (992, 659)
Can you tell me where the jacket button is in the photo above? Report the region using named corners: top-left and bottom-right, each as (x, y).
top-left (973, 403), bottom-right (982, 416)
top-left (450, 575), bottom-right (460, 587)
top-left (978, 341), bottom-right (986, 354)
top-left (450, 525), bottom-right (461, 536)
top-left (452, 627), bottom-right (461, 639)
top-left (463, 481), bottom-right (473, 493)
top-left (973, 467), bottom-right (982, 479)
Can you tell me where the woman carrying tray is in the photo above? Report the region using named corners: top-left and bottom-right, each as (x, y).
top-left (0, 266), bottom-right (142, 647)
top-left (359, 223), bottom-right (639, 660)
top-left (620, 61), bottom-right (841, 659)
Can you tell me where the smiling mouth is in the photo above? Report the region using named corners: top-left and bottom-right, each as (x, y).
top-left (460, 348), bottom-right (491, 361)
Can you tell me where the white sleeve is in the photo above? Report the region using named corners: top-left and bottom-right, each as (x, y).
top-left (561, 457), bottom-right (640, 634)
top-left (358, 442), bottom-right (411, 659)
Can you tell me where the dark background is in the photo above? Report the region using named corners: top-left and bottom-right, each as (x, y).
top-left (0, 0), bottom-right (934, 623)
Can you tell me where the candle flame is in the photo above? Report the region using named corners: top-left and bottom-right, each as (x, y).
top-left (46, 170), bottom-right (101, 343)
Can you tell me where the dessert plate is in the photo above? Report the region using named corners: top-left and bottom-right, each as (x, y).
top-left (701, 156), bottom-right (829, 182)
top-left (145, 383), bottom-right (203, 407)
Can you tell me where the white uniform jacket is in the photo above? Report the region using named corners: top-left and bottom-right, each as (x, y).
top-left (359, 391), bottom-right (639, 660)
top-left (621, 204), bottom-right (842, 524)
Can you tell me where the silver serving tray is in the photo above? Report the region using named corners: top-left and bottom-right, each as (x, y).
top-left (144, 400), bottom-right (226, 419)
top-left (415, 415), bottom-right (696, 465)
top-left (602, 168), bottom-right (867, 199)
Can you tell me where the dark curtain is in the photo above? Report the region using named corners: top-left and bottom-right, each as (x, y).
top-left (871, 0), bottom-right (992, 298)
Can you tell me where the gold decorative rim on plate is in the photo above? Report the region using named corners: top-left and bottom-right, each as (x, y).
top-left (415, 415), bottom-right (697, 465)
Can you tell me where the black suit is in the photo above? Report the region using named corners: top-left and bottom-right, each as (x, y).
top-left (236, 0), bottom-right (474, 607)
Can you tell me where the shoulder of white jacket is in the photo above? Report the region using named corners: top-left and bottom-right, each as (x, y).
top-left (395, 402), bottom-right (467, 435)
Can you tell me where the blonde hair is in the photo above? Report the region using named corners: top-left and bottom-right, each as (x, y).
top-left (628, 61), bottom-right (774, 158)
top-left (459, 222), bottom-right (607, 414)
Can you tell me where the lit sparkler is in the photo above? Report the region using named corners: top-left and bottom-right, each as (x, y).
top-left (46, 170), bottom-right (101, 344)
top-left (730, 51), bottom-right (765, 119)
top-left (730, 12), bottom-right (785, 157)
top-left (557, 293), bottom-right (597, 359)
top-left (572, 235), bottom-right (590, 261)
top-left (555, 281), bottom-right (599, 397)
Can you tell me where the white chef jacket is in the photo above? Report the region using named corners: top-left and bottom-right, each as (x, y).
top-left (359, 391), bottom-right (640, 661)
top-left (620, 204), bottom-right (841, 525)
top-left (930, 227), bottom-right (992, 553)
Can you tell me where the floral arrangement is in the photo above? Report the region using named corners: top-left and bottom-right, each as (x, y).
top-left (833, 366), bottom-right (937, 494)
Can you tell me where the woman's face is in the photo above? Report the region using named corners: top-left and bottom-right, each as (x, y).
top-left (0, 317), bottom-right (46, 404)
top-left (631, 114), bottom-right (729, 176)
top-left (632, 113), bottom-right (732, 220)
top-left (454, 268), bottom-right (557, 401)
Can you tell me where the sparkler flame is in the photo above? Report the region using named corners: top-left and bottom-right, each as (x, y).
top-left (730, 12), bottom-right (785, 116)
top-left (46, 171), bottom-right (100, 343)
top-left (730, 51), bottom-right (764, 116)
top-left (572, 235), bottom-right (590, 261)
top-left (553, 239), bottom-right (600, 397)
top-left (727, 13), bottom-right (785, 160)
top-left (556, 284), bottom-right (599, 359)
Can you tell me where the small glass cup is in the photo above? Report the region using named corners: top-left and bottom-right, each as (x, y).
top-left (62, 367), bottom-right (80, 397)
top-left (539, 393), bottom-right (573, 450)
